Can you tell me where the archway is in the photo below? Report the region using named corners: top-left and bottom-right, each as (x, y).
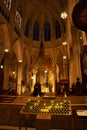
top-left (31, 50), bottom-right (55, 94)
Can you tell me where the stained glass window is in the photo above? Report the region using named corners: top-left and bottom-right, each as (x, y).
top-left (63, 22), bottom-right (66, 33)
top-left (24, 20), bottom-right (30, 37)
top-left (55, 20), bottom-right (61, 38)
top-left (44, 22), bottom-right (51, 41)
top-left (33, 22), bottom-right (39, 41)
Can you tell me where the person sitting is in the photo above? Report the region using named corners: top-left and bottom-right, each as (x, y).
top-left (75, 77), bottom-right (81, 87)
top-left (33, 82), bottom-right (41, 96)
top-left (74, 77), bottom-right (82, 95)
top-left (33, 83), bottom-right (39, 96)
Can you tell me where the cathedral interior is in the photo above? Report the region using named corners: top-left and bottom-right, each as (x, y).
top-left (0, 0), bottom-right (87, 130)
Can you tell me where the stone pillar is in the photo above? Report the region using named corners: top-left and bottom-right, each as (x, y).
top-left (29, 72), bottom-right (33, 92)
top-left (62, 42), bottom-right (69, 80)
top-left (17, 62), bottom-right (22, 95)
top-left (33, 71), bottom-right (36, 85)
top-left (63, 58), bottom-right (68, 80)
top-left (3, 53), bottom-right (9, 90)
top-left (71, 28), bottom-right (82, 82)
top-left (52, 67), bottom-right (56, 93)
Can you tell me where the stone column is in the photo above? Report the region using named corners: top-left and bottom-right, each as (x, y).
top-left (3, 53), bottom-right (9, 90)
top-left (17, 62), bottom-right (22, 95)
top-left (33, 71), bottom-right (36, 85)
top-left (52, 66), bottom-right (56, 93)
top-left (71, 28), bottom-right (82, 82)
top-left (62, 57), bottom-right (68, 80)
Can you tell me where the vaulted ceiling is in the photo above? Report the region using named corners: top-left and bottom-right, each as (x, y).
top-left (0, 0), bottom-right (78, 72)
top-left (12, 0), bottom-right (69, 48)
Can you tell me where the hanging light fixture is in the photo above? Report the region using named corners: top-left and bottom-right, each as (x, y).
top-left (63, 55), bottom-right (67, 59)
top-left (0, 65), bottom-right (3, 69)
top-left (61, 11), bottom-right (67, 19)
top-left (4, 48), bottom-right (9, 52)
top-left (62, 41), bottom-right (67, 45)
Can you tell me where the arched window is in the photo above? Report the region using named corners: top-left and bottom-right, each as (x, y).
top-left (33, 22), bottom-right (39, 41)
top-left (24, 20), bottom-right (30, 37)
top-left (3, 0), bottom-right (11, 10)
top-left (55, 20), bottom-right (61, 39)
top-left (63, 22), bottom-right (66, 33)
top-left (15, 10), bottom-right (22, 28)
top-left (44, 22), bottom-right (51, 41)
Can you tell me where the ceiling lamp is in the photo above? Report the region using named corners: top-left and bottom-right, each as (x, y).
top-left (18, 59), bottom-right (22, 63)
top-left (12, 70), bottom-right (15, 75)
top-left (62, 41), bottom-right (67, 45)
top-left (4, 49), bottom-right (9, 52)
top-left (44, 70), bottom-right (47, 73)
top-left (0, 65), bottom-right (3, 69)
top-left (63, 56), bottom-right (67, 59)
top-left (61, 12), bottom-right (67, 19)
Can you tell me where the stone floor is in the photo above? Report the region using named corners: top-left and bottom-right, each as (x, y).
top-left (0, 125), bottom-right (36, 130)
top-left (0, 125), bottom-right (86, 130)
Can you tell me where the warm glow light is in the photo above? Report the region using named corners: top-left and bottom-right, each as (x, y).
top-left (12, 70), bottom-right (15, 74)
top-left (0, 65), bottom-right (3, 69)
top-left (62, 41), bottom-right (67, 45)
top-left (31, 76), bottom-right (33, 79)
top-left (44, 70), bottom-right (47, 73)
top-left (18, 59), bottom-right (22, 63)
top-left (80, 36), bottom-right (82, 39)
top-left (63, 56), bottom-right (67, 59)
top-left (4, 49), bottom-right (9, 52)
top-left (61, 12), bottom-right (67, 19)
